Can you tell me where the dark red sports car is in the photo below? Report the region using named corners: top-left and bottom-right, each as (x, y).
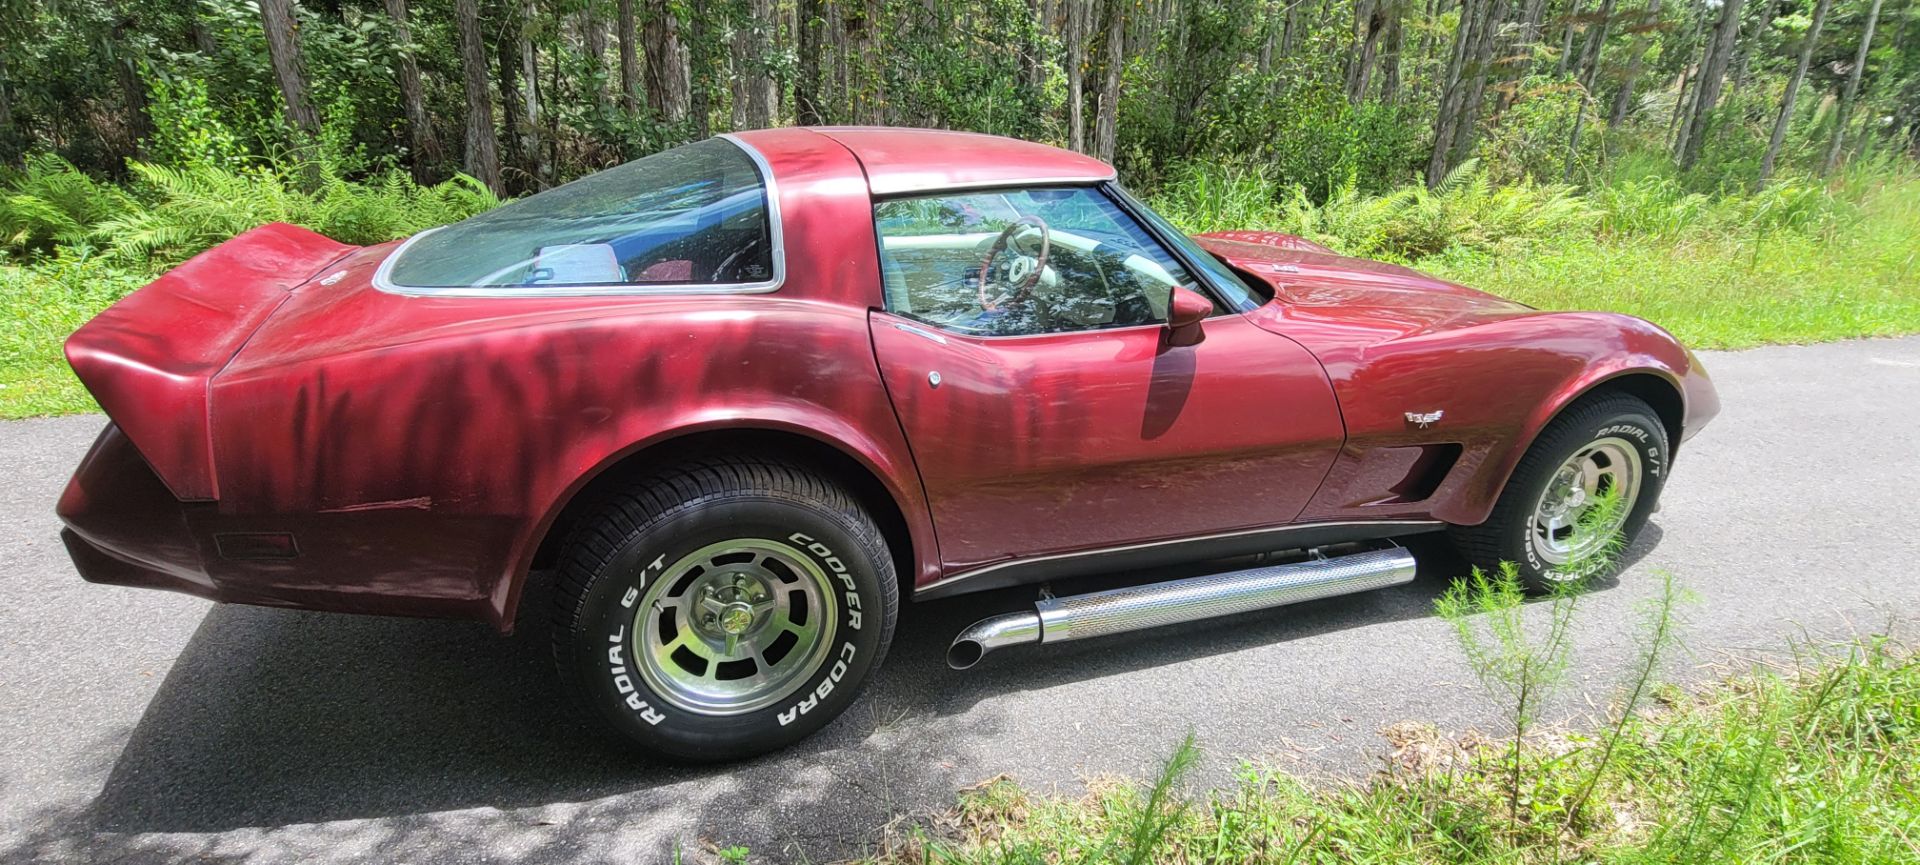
top-left (58, 128), bottom-right (1718, 760)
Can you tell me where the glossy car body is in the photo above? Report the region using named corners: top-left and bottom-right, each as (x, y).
top-left (58, 127), bottom-right (1719, 631)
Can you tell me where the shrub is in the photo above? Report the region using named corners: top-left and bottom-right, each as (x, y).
top-left (1, 154), bottom-right (500, 267)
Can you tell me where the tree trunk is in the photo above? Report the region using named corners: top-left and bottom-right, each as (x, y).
top-left (521, 0), bottom-right (549, 185)
top-left (1066, 0), bottom-right (1087, 152)
top-left (1380, 0), bottom-right (1405, 101)
top-left (384, 0), bottom-right (443, 183)
top-left (1607, 0), bottom-right (1662, 124)
top-left (618, 0), bottom-right (642, 115)
top-left (189, 11), bottom-right (218, 54)
top-left (1449, 0), bottom-right (1508, 159)
top-left (732, 0), bottom-right (776, 129)
top-left (1759, 0), bottom-right (1832, 182)
top-left (1282, 0), bottom-right (1301, 56)
top-left (1092, 0), bottom-right (1124, 163)
top-left (1346, 0), bottom-right (1387, 103)
top-left (1024, 0), bottom-right (1047, 94)
top-left (0, 53), bottom-right (12, 137)
top-left (1493, 0), bottom-right (1546, 112)
top-left (1575, 0), bottom-right (1615, 89)
top-left (107, 15), bottom-right (153, 159)
top-left (1823, 0), bottom-right (1886, 173)
top-left (454, 0), bottom-right (503, 192)
top-left (1675, 0), bottom-right (1744, 169)
top-left (583, 0), bottom-right (612, 113)
top-left (688, 2), bottom-right (713, 137)
top-left (1731, 0), bottom-right (1778, 92)
top-left (1429, 0), bottom-right (1483, 185)
top-left (1554, 0), bottom-right (1582, 77)
top-left (496, 24), bottom-right (528, 182)
top-left (644, 0), bottom-right (691, 125)
top-left (257, 0), bottom-right (321, 138)
top-left (796, 0), bottom-right (826, 124)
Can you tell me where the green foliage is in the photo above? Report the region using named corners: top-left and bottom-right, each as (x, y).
top-left (0, 155), bottom-right (137, 254)
top-left (1152, 158), bottom-right (1600, 260)
top-left (1, 155), bottom-right (497, 265)
top-left (1429, 172), bottom-right (1920, 348)
top-left (0, 254), bottom-right (140, 417)
top-left (868, 638), bottom-right (1920, 865)
top-left (144, 76), bottom-right (250, 172)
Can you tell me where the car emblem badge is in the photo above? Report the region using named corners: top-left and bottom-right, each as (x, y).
top-left (1405, 410), bottom-right (1445, 429)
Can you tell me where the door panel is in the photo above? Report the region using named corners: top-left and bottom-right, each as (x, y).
top-left (870, 310), bottom-right (1346, 570)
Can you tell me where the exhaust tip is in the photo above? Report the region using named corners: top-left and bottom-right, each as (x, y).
top-left (947, 639), bottom-right (987, 670)
top-left (947, 611), bottom-right (1042, 671)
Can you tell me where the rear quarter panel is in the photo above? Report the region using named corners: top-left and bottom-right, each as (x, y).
top-left (205, 130), bottom-right (934, 628)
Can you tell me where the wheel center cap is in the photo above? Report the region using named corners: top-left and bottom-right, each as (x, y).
top-left (719, 603), bottom-right (757, 635)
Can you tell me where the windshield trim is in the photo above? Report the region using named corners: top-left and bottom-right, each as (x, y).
top-left (372, 133), bottom-right (786, 298)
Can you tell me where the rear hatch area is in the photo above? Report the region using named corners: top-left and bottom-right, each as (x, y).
top-left (62, 222), bottom-right (354, 500)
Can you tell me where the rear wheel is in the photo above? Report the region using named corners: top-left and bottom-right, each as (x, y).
top-left (553, 458), bottom-right (897, 761)
top-left (1451, 393), bottom-right (1668, 591)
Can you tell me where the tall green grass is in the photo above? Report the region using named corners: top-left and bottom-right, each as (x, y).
top-left (1150, 160), bottom-right (1920, 350)
top-left (0, 256), bottom-right (142, 417)
top-left (863, 637), bottom-right (1920, 865)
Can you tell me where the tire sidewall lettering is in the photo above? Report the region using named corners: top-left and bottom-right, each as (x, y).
top-left (1518, 413), bottom-right (1667, 574)
top-left (601, 553), bottom-right (670, 725)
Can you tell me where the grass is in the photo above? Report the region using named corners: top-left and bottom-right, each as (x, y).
top-left (1424, 180), bottom-right (1920, 349)
top-left (0, 256), bottom-right (142, 417)
top-left (1151, 160), bottom-right (1920, 351)
top-left (857, 638), bottom-right (1920, 864)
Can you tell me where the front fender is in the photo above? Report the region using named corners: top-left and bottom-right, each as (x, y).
top-left (1447, 314), bottom-right (1706, 525)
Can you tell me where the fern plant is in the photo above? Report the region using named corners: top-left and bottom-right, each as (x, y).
top-left (0, 155), bottom-right (137, 255)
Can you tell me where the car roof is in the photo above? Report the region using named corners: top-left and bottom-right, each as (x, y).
top-left (800, 127), bottom-right (1117, 196)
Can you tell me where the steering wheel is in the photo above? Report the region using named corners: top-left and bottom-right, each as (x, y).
top-left (978, 216), bottom-right (1051, 311)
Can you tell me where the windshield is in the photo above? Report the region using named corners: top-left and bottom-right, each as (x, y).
top-left (1108, 184), bottom-right (1261, 313)
top-left (382, 138), bottom-right (776, 292)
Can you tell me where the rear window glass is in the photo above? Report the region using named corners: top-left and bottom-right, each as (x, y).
top-left (383, 138), bottom-right (776, 291)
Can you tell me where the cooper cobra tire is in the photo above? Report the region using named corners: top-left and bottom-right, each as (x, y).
top-left (1450, 392), bottom-right (1669, 593)
top-left (553, 457), bottom-right (898, 762)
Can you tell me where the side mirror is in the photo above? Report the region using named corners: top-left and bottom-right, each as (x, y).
top-left (1164, 286), bottom-right (1212, 347)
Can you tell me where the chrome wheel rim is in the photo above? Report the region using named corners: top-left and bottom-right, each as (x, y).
top-left (633, 538), bottom-right (836, 715)
top-left (1529, 436), bottom-right (1642, 570)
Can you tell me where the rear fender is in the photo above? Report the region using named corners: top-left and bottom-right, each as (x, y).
top-left (63, 223), bottom-right (354, 500)
top-left (496, 403), bottom-right (939, 630)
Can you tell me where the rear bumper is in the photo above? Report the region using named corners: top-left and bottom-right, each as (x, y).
top-left (58, 423), bottom-right (507, 623)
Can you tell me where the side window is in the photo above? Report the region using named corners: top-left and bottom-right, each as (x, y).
top-left (874, 187), bottom-right (1194, 337)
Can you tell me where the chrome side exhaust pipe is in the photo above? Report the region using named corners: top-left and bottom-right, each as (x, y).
top-left (946, 546), bottom-right (1417, 670)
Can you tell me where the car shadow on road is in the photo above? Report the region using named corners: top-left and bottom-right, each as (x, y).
top-left (51, 528), bottom-right (1655, 860)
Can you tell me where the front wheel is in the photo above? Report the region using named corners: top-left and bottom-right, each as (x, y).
top-left (553, 458), bottom-right (898, 761)
top-left (1451, 393), bottom-right (1669, 591)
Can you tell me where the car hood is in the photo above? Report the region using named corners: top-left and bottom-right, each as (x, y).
top-left (1194, 232), bottom-right (1534, 331)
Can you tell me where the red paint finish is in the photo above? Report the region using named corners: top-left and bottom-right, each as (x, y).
top-left (870, 310), bottom-right (1344, 570)
top-left (58, 128), bottom-right (1718, 631)
top-left (811, 127), bottom-right (1115, 195)
top-left (62, 223), bottom-right (353, 500)
top-left (1196, 234), bottom-right (1716, 525)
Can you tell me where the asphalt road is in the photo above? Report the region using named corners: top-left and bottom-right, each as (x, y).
top-left (4, 336), bottom-right (1918, 864)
